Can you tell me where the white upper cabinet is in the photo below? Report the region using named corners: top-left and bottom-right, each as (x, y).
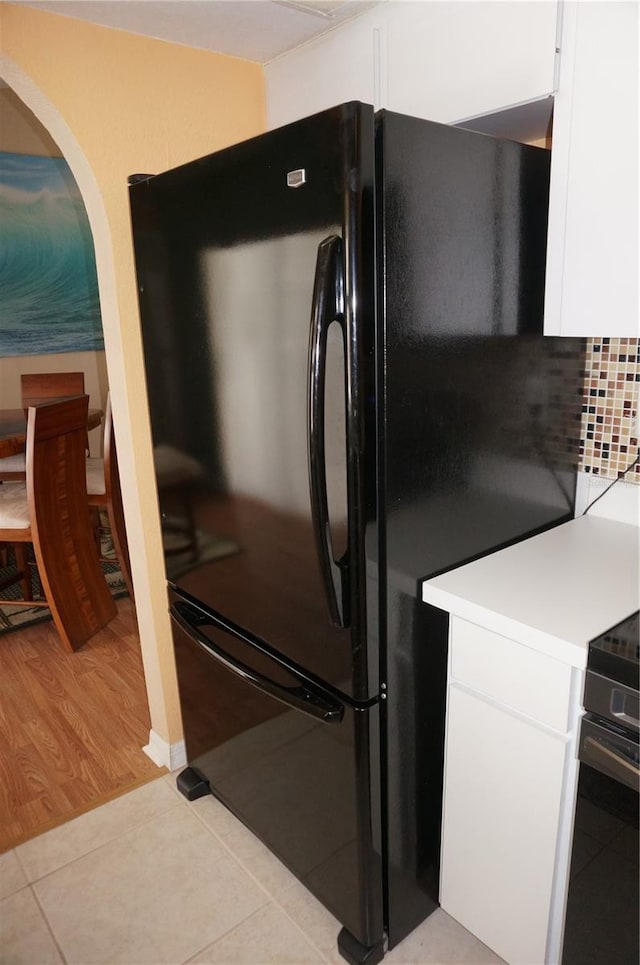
top-left (544, 1), bottom-right (639, 336)
top-left (384, 1), bottom-right (558, 124)
top-left (266, 2), bottom-right (558, 129)
top-left (266, 2), bottom-right (638, 338)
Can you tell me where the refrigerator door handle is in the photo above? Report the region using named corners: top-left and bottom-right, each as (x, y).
top-left (171, 599), bottom-right (345, 723)
top-left (308, 235), bottom-right (350, 629)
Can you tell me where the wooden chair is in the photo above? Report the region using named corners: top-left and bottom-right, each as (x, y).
top-left (86, 395), bottom-right (134, 601)
top-left (0, 396), bottom-right (116, 651)
top-left (0, 372), bottom-right (87, 482)
top-left (21, 371), bottom-right (86, 407)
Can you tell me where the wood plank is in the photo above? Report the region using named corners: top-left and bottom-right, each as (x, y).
top-left (0, 598), bottom-right (165, 853)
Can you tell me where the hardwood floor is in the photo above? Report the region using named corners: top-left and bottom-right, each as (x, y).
top-left (0, 598), bottom-right (164, 853)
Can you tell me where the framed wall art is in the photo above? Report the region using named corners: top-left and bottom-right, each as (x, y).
top-left (0, 151), bottom-right (104, 356)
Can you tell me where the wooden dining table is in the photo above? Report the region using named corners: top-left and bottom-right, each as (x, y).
top-left (0, 408), bottom-right (103, 458)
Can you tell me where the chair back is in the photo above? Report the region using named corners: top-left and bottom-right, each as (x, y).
top-left (103, 394), bottom-right (118, 502)
top-left (21, 371), bottom-right (85, 407)
top-left (0, 372), bottom-right (86, 482)
top-left (27, 395), bottom-right (116, 648)
top-left (22, 372), bottom-right (89, 454)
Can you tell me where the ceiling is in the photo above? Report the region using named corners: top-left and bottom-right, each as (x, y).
top-left (13, 1), bottom-right (382, 64)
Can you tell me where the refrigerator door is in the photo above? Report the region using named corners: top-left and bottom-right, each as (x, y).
top-left (169, 587), bottom-right (384, 953)
top-left (129, 103), bottom-right (377, 701)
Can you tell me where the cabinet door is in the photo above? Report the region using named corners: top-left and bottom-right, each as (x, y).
top-left (544, 1), bottom-right (639, 336)
top-left (386, 1), bottom-right (558, 124)
top-left (441, 685), bottom-right (567, 964)
top-left (266, 3), bottom-right (558, 130)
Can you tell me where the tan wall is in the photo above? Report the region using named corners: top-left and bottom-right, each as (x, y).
top-left (0, 4), bottom-right (266, 750)
top-left (0, 85), bottom-right (61, 154)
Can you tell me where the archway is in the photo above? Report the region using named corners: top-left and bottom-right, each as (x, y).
top-left (0, 54), bottom-right (181, 776)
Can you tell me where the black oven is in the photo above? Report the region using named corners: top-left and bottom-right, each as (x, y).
top-left (562, 612), bottom-right (639, 965)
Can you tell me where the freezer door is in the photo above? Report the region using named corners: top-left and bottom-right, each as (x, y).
top-left (169, 588), bottom-right (384, 952)
top-left (129, 103), bottom-right (378, 701)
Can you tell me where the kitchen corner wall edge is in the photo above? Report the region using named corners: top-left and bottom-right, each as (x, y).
top-left (574, 474), bottom-right (640, 526)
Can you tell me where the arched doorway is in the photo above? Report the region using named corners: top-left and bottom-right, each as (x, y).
top-left (0, 60), bottom-right (173, 850)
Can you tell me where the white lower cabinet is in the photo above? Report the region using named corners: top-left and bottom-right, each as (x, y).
top-left (440, 618), bottom-right (581, 964)
top-left (424, 519), bottom-right (638, 963)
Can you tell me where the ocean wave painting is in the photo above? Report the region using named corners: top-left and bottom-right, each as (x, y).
top-left (0, 152), bottom-right (104, 357)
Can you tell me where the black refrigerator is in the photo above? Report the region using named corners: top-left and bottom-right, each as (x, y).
top-left (129, 102), bottom-right (583, 964)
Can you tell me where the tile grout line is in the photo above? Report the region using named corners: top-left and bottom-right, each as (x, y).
top-left (184, 795), bottom-right (275, 904)
top-left (13, 790), bottom-right (267, 965)
top-left (172, 794), bottom-right (281, 963)
top-left (267, 890), bottom-right (334, 964)
top-left (29, 881), bottom-right (69, 965)
top-left (12, 784), bottom-right (270, 965)
top-left (162, 780), bottom-right (287, 964)
top-left (17, 788), bottom-right (183, 886)
top-left (12, 843), bottom-right (29, 880)
top-left (184, 798), bottom-right (332, 963)
top-left (178, 903), bottom-right (316, 965)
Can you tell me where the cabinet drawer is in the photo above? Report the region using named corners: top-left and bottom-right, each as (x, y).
top-left (450, 618), bottom-right (573, 732)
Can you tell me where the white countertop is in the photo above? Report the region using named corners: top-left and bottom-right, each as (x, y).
top-left (421, 514), bottom-right (640, 667)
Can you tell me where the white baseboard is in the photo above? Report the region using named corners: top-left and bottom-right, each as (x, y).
top-left (143, 730), bottom-right (187, 771)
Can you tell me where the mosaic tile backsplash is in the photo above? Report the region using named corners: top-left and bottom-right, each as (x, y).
top-left (579, 338), bottom-right (639, 483)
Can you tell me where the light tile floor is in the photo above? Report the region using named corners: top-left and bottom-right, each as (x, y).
top-left (1, 775), bottom-right (504, 965)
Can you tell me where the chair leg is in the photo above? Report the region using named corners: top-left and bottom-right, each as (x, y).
top-left (14, 544), bottom-right (33, 601)
top-left (0, 543), bottom-right (33, 601)
top-left (88, 501), bottom-right (134, 604)
top-left (105, 501), bottom-right (134, 603)
top-left (90, 506), bottom-right (102, 556)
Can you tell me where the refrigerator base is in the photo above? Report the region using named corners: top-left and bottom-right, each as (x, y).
top-left (338, 926), bottom-right (386, 965)
top-left (176, 766), bottom-right (211, 802)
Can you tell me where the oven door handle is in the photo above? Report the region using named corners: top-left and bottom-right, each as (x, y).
top-left (582, 734), bottom-right (640, 792)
